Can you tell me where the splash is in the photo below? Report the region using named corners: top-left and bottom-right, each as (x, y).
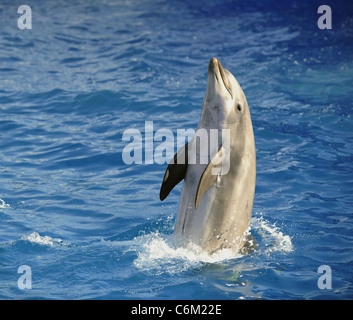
top-left (132, 213), bottom-right (292, 275)
top-left (21, 232), bottom-right (69, 247)
top-left (133, 232), bottom-right (242, 275)
top-left (251, 213), bottom-right (293, 253)
top-left (0, 198), bottom-right (10, 208)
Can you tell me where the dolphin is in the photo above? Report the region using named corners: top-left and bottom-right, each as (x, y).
top-left (160, 58), bottom-right (256, 254)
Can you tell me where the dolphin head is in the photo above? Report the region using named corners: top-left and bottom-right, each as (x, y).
top-left (202, 57), bottom-right (248, 126)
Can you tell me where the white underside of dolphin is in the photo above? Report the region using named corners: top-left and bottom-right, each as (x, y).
top-left (160, 58), bottom-right (256, 254)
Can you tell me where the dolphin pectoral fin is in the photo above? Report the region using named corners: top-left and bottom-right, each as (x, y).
top-left (195, 147), bottom-right (223, 209)
top-left (160, 143), bottom-right (189, 201)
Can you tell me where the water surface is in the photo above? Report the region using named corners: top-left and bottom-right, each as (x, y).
top-left (0, 0), bottom-right (352, 299)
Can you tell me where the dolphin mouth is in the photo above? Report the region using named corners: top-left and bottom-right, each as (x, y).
top-left (208, 58), bottom-right (233, 99)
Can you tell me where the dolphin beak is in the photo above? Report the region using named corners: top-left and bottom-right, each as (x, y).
top-left (208, 58), bottom-right (233, 99)
top-left (208, 57), bottom-right (221, 73)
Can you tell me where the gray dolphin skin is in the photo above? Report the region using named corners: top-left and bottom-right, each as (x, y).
top-left (160, 58), bottom-right (256, 254)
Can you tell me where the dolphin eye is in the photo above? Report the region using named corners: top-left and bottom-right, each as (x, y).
top-left (237, 104), bottom-right (242, 112)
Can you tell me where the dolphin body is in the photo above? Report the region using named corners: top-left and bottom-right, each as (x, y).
top-left (160, 58), bottom-right (256, 254)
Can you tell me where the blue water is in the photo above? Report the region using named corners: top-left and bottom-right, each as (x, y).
top-left (1, 0), bottom-right (353, 300)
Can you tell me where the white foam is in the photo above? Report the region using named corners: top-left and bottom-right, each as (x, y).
top-left (132, 232), bottom-right (241, 275)
top-left (251, 213), bottom-right (293, 253)
top-left (0, 198), bottom-right (10, 208)
top-left (132, 213), bottom-right (293, 274)
top-left (22, 232), bottom-right (69, 247)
